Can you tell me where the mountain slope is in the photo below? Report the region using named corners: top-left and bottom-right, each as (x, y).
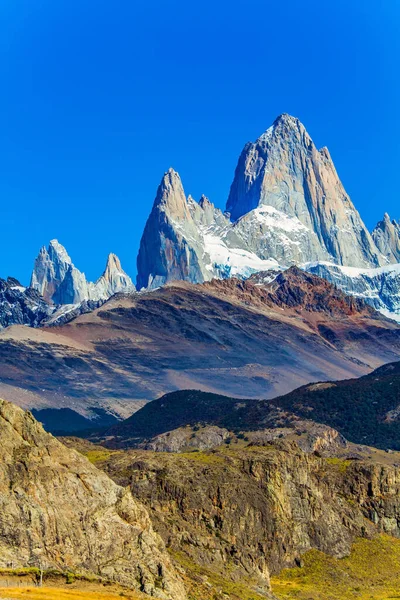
top-left (1, 269), bottom-right (400, 427)
top-left (0, 399), bottom-right (186, 599)
top-left (106, 360), bottom-right (400, 450)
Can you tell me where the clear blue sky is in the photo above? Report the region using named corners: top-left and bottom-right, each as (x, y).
top-left (0, 0), bottom-right (399, 284)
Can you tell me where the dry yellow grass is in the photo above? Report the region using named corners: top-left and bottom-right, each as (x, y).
top-left (0, 587), bottom-right (145, 600)
top-left (272, 534), bottom-right (400, 600)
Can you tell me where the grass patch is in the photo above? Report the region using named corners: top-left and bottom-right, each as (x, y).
top-left (325, 457), bottom-right (352, 472)
top-left (176, 451), bottom-right (225, 465)
top-left (84, 449), bottom-right (115, 464)
top-left (272, 534), bottom-right (400, 599)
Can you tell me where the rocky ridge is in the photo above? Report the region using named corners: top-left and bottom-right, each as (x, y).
top-left (0, 277), bottom-right (53, 328)
top-left (2, 268), bottom-right (400, 426)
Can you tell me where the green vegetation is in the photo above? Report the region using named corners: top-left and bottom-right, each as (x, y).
top-left (272, 534), bottom-right (400, 600)
top-left (325, 457), bottom-right (352, 472)
top-left (85, 449), bottom-right (116, 464)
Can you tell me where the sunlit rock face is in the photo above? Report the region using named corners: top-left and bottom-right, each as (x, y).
top-left (226, 113), bottom-right (382, 268)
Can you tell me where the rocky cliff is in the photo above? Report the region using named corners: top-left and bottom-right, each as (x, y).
top-left (31, 240), bottom-right (134, 304)
top-left (0, 399), bottom-right (186, 599)
top-left (86, 438), bottom-right (400, 599)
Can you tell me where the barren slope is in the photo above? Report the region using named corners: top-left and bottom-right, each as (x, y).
top-left (0, 269), bottom-right (399, 427)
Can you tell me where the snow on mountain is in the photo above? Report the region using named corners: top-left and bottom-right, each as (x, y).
top-left (305, 262), bottom-right (400, 322)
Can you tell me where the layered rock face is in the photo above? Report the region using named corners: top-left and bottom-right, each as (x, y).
top-left (0, 399), bottom-right (186, 599)
top-left (95, 440), bottom-right (400, 594)
top-left (31, 240), bottom-right (134, 304)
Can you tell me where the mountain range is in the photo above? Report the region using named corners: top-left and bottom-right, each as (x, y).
top-left (136, 114), bottom-right (400, 320)
top-left (2, 267), bottom-right (400, 432)
top-left (0, 113), bottom-right (399, 426)
top-left (1, 113), bottom-right (399, 326)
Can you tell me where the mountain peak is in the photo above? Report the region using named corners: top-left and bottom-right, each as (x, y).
top-left (96, 253), bottom-right (134, 296)
top-left (48, 239), bottom-right (72, 263)
top-left (226, 115), bottom-right (381, 268)
top-left (153, 167), bottom-right (190, 222)
top-left (273, 112), bottom-right (301, 127)
top-left (104, 252), bottom-right (122, 273)
top-left (372, 213), bottom-right (400, 263)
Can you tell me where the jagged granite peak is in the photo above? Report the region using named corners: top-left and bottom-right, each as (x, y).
top-left (136, 168), bottom-right (212, 290)
top-left (372, 213), bottom-right (400, 263)
top-left (0, 399), bottom-right (186, 598)
top-left (30, 239), bottom-right (73, 302)
top-left (94, 252), bottom-right (134, 298)
top-left (31, 240), bottom-right (134, 305)
top-left (226, 113), bottom-right (383, 268)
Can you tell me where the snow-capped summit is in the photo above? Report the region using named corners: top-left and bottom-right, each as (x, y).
top-left (31, 240), bottom-right (134, 304)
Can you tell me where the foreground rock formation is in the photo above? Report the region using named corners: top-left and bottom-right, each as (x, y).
top-left (86, 437), bottom-right (400, 598)
top-left (0, 399), bottom-right (186, 599)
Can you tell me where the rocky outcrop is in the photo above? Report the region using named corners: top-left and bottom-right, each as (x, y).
top-left (141, 425), bottom-right (230, 452)
top-left (372, 213), bottom-right (400, 263)
top-left (0, 399), bottom-right (186, 599)
top-left (31, 240), bottom-right (134, 304)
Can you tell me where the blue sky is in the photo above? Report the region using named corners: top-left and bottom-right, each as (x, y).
top-left (0, 0), bottom-right (399, 284)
